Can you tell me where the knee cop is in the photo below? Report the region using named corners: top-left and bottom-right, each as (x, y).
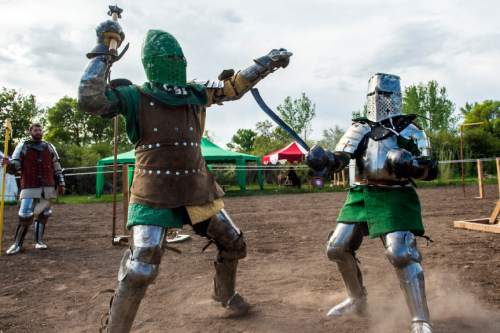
top-left (383, 231), bottom-right (422, 268)
top-left (18, 198), bottom-right (35, 225)
top-left (118, 225), bottom-right (166, 287)
top-left (206, 209), bottom-right (246, 260)
top-left (326, 223), bottom-right (364, 262)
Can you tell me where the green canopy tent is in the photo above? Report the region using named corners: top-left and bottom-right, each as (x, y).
top-left (95, 138), bottom-right (263, 197)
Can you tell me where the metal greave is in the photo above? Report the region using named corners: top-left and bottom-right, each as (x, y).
top-left (6, 224), bottom-right (29, 255)
top-left (396, 262), bottom-right (430, 323)
top-left (384, 231), bottom-right (430, 325)
top-left (106, 225), bottom-right (166, 333)
top-left (327, 223), bottom-right (366, 299)
top-left (34, 220), bottom-right (46, 246)
top-left (213, 257), bottom-right (238, 304)
top-left (107, 280), bottom-right (148, 333)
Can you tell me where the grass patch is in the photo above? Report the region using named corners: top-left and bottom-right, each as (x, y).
top-left (56, 193), bottom-right (124, 205)
top-left (39, 177), bottom-right (497, 205)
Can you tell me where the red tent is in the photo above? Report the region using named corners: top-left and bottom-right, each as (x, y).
top-left (262, 142), bottom-right (308, 165)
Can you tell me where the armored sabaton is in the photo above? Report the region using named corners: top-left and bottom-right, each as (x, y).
top-left (308, 73), bottom-right (437, 333)
top-left (79, 24), bottom-right (291, 333)
top-left (6, 140), bottom-right (64, 255)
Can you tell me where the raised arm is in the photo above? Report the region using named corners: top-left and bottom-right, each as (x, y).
top-left (78, 20), bottom-right (125, 117)
top-left (201, 49), bottom-right (292, 106)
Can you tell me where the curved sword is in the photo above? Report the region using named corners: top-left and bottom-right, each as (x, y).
top-left (250, 88), bottom-right (310, 151)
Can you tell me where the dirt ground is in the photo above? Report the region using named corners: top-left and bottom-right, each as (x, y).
top-left (1, 185), bottom-right (499, 333)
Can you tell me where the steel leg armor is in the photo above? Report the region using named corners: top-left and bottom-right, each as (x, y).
top-left (206, 209), bottom-right (250, 316)
top-left (6, 198), bottom-right (35, 255)
top-left (34, 208), bottom-right (52, 249)
top-left (105, 225), bottom-right (166, 333)
top-left (326, 223), bottom-right (367, 316)
top-left (383, 231), bottom-right (432, 333)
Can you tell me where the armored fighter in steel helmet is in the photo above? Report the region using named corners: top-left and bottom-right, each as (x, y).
top-left (78, 14), bottom-right (292, 333)
top-left (307, 73), bottom-right (438, 333)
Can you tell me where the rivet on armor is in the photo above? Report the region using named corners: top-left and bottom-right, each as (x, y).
top-left (149, 101), bottom-right (155, 106)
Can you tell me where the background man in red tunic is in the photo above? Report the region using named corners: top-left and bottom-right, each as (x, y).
top-left (5, 123), bottom-right (65, 255)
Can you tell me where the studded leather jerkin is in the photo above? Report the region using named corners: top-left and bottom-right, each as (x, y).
top-left (20, 142), bottom-right (55, 189)
top-left (129, 91), bottom-right (224, 208)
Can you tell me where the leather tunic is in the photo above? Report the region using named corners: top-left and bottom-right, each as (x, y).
top-left (129, 91), bottom-right (224, 208)
top-left (20, 142), bottom-right (56, 189)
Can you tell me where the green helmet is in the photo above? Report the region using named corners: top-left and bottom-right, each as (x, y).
top-left (141, 29), bottom-right (187, 87)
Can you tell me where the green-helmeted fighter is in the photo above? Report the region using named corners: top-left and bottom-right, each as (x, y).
top-left (78, 16), bottom-right (292, 333)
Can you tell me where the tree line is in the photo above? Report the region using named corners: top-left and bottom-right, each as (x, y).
top-left (0, 80), bottom-right (498, 173)
top-left (0, 89), bottom-right (132, 169)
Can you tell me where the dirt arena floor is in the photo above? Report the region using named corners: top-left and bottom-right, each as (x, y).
top-left (1, 185), bottom-right (499, 333)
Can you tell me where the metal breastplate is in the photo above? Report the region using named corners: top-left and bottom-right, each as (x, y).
top-left (130, 91), bottom-right (223, 208)
top-left (355, 135), bottom-right (408, 184)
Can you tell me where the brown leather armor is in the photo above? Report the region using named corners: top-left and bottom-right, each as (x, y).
top-left (20, 142), bottom-right (56, 189)
top-left (129, 91), bottom-right (224, 208)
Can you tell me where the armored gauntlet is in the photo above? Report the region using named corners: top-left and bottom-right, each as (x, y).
top-left (386, 148), bottom-right (438, 180)
top-left (87, 20), bottom-right (125, 59)
top-left (306, 145), bottom-right (342, 177)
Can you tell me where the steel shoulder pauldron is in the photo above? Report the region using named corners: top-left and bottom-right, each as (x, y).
top-left (399, 123), bottom-right (431, 157)
top-left (335, 122), bottom-right (371, 155)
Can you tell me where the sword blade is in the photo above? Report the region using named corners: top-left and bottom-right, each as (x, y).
top-left (251, 88), bottom-right (310, 151)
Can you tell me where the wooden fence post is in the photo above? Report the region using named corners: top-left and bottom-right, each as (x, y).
top-left (122, 164), bottom-right (129, 234)
top-left (476, 159), bottom-right (484, 199)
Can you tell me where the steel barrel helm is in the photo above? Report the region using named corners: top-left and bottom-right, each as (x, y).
top-left (366, 73), bottom-right (402, 122)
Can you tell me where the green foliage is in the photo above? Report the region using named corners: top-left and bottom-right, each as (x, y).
top-left (0, 87), bottom-right (45, 147)
top-left (403, 81), bottom-right (457, 132)
top-left (56, 142), bottom-right (113, 168)
top-left (226, 93), bottom-right (317, 157)
top-left (227, 128), bottom-right (257, 153)
top-left (318, 125), bottom-right (345, 150)
top-left (276, 93), bottom-right (316, 141)
top-left (352, 103), bottom-right (368, 120)
top-left (460, 100), bottom-right (500, 158)
top-left (45, 96), bottom-right (129, 147)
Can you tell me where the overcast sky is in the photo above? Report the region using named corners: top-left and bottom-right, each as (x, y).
top-left (1, 0), bottom-right (499, 146)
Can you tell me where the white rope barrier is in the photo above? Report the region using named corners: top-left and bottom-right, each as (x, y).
top-left (38, 156), bottom-right (496, 178)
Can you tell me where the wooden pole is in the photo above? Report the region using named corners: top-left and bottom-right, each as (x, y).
top-left (111, 116), bottom-right (119, 244)
top-left (0, 119), bottom-right (12, 255)
top-left (459, 126), bottom-right (465, 197)
top-left (496, 157), bottom-right (500, 198)
top-left (476, 159), bottom-right (484, 199)
top-left (122, 164), bottom-right (129, 235)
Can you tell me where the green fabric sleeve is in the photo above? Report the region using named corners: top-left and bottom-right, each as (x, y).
top-left (105, 85), bottom-right (141, 144)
